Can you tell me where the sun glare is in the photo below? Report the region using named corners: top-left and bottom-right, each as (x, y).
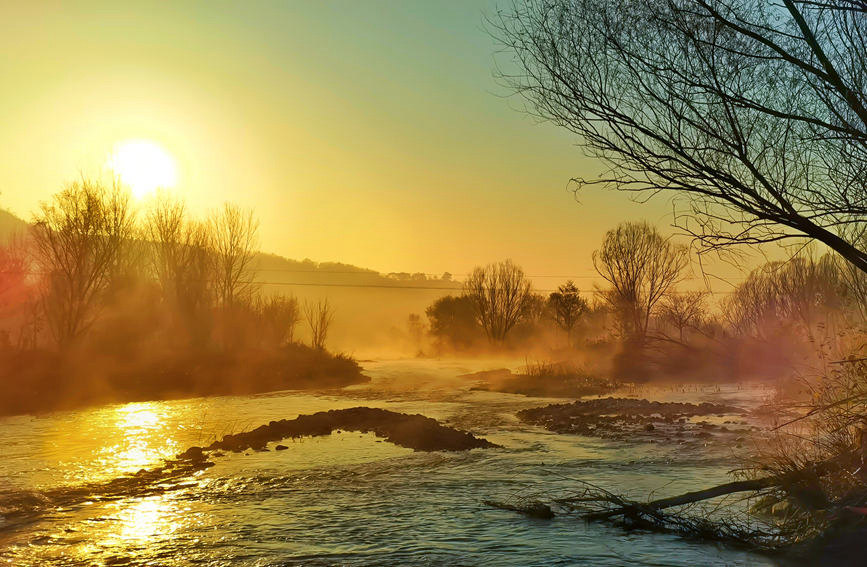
top-left (108, 140), bottom-right (178, 198)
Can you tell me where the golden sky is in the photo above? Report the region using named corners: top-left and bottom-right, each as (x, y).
top-left (0, 0), bottom-right (694, 284)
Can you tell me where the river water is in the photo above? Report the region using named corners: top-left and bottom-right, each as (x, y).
top-left (0, 358), bottom-right (779, 566)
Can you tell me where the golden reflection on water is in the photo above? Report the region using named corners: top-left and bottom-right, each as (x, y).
top-left (115, 495), bottom-right (180, 543)
top-left (95, 402), bottom-right (180, 478)
top-left (69, 494), bottom-right (186, 562)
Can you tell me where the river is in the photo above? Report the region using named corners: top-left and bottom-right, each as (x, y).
top-left (0, 358), bottom-right (778, 566)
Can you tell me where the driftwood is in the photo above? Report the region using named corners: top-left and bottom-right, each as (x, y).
top-left (484, 498), bottom-right (555, 519)
top-left (584, 457), bottom-right (845, 522)
top-left (585, 476), bottom-right (781, 521)
top-left (486, 456), bottom-right (855, 552)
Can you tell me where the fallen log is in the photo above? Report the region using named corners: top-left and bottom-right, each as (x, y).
top-left (584, 457), bottom-right (845, 521)
top-left (585, 476), bottom-right (781, 520)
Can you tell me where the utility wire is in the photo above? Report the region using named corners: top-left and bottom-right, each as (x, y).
top-left (0, 269), bottom-right (737, 293)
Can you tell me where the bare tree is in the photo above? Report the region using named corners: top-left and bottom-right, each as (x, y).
top-left (145, 196), bottom-right (215, 345)
top-left (836, 227), bottom-right (867, 324)
top-left (209, 203), bottom-right (258, 307)
top-left (406, 313), bottom-right (425, 351)
top-left (31, 180), bottom-right (135, 347)
top-left (258, 294), bottom-right (300, 346)
top-left (593, 222), bottom-right (688, 342)
top-left (464, 259), bottom-right (532, 342)
top-left (659, 291), bottom-right (708, 342)
top-left (0, 238), bottom-right (34, 348)
top-left (0, 240), bottom-right (27, 313)
top-left (723, 253), bottom-right (847, 338)
top-left (304, 299), bottom-right (333, 350)
top-left (495, 0), bottom-right (867, 274)
top-left (547, 280), bottom-right (589, 339)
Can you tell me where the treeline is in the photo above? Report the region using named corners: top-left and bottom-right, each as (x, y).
top-left (0, 180), bottom-right (363, 416)
top-left (416, 221), bottom-right (866, 382)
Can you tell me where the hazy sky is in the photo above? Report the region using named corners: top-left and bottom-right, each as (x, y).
top-left (1, 0), bottom-right (695, 285)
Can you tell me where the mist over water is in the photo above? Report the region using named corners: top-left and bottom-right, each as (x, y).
top-left (0, 359), bottom-right (776, 566)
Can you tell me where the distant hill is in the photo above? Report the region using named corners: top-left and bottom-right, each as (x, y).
top-left (253, 252), bottom-right (460, 291)
top-left (0, 208), bottom-right (458, 292)
top-left (251, 254), bottom-right (462, 354)
top-left (0, 209), bottom-right (28, 243)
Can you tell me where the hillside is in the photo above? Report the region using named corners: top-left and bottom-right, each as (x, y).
top-left (0, 209), bottom-right (28, 242)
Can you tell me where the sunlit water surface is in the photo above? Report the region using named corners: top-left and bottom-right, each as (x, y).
top-left (0, 359), bottom-right (780, 566)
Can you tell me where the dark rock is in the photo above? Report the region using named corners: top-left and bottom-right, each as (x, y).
top-left (177, 446), bottom-right (205, 461)
top-left (274, 444), bottom-right (288, 451)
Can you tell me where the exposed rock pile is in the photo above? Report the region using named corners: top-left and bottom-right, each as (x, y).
top-left (518, 397), bottom-right (747, 442)
top-left (178, 407), bottom-right (500, 457)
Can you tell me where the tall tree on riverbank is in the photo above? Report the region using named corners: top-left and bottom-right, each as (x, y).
top-left (659, 291), bottom-right (708, 343)
top-left (146, 197), bottom-right (215, 346)
top-left (209, 203), bottom-right (258, 307)
top-left (425, 294), bottom-right (482, 350)
top-left (594, 222), bottom-right (688, 342)
top-left (723, 253), bottom-right (847, 339)
top-left (548, 280), bottom-right (588, 342)
top-left (31, 180), bottom-right (136, 347)
top-left (304, 299), bottom-right (333, 350)
top-left (495, 0), bottom-right (867, 274)
top-left (465, 260), bottom-right (532, 343)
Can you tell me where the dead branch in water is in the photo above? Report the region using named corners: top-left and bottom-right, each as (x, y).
top-left (582, 476), bottom-right (780, 521)
top-left (484, 498), bottom-right (554, 519)
top-left (487, 455), bottom-right (857, 550)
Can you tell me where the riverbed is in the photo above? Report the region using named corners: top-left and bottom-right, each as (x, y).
top-left (0, 358), bottom-right (778, 566)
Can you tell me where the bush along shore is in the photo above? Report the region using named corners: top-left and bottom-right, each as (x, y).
top-left (0, 344), bottom-right (368, 417)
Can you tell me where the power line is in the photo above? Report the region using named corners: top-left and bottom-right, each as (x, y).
top-left (0, 270), bottom-right (736, 294)
top-left (0, 269), bottom-right (737, 293)
top-left (249, 280), bottom-right (736, 294)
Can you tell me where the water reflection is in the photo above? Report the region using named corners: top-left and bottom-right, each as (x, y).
top-left (115, 495), bottom-right (180, 543)
top-left (0, 361), bottom-right (781, 566)
top-left (95, 402), bottom-right (179, 478)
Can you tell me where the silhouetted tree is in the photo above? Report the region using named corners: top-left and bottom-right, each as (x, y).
top-left (548, 280), bottom-right (589, 338)
top-left (406, 313), bottom-right (425, 351)
top-left (723, 254), bottom-right (847, 338)
top-left (465, 260), bottom-right (532, 343)
top-left (31, 180), bottom-right (135, 347)
top-left (594, 222), bottom-right (688, 342)
top-left (836, 228), bottom-right (867, 323)
top-left (659, 291), bottom-right (708, 342)
top-left (425, 294), bottom-right (481, 350)
top-left (257, 294), bottom-right (300, 346)
top-left (209, 203), bottom-right (258, 307)
top-left (0, 239), bottom-right (35, 348)
top-left (495, 0), bottom-right (867, 274)
top-left (145, 196), bottom-right (214, 346)
top-left (304, 298), bottom-right (333, 350)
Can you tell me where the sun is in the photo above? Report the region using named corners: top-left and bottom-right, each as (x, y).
top-left (107, 140), bottom-right (178, 198)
